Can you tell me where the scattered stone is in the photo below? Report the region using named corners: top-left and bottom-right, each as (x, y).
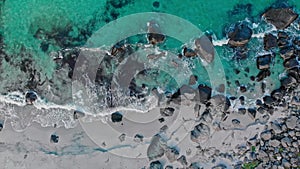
top-left (158, 118), bottom-right (165, 123)
top-left (119, 133), bottom-right (126, 142)
top-left (260, 130), bottom-right (272, 141)
top-left (232, 119), bottom-right (241, 126)
top-left (285, 116), bottom-right (298, 129)
top-left (238, 108), bottom-right (246, 115)
top-left (263, 7), bottom-right (298, 29)
top-left (239, 96), bottom-right (245, 105)
top-left (194, 35), bottom-right (215, 63)
top-left (210, 95), bottom-right (231, 111)
top-left (269, 139), bottom-right (280, 147)
top-left (281, 137), bottom-right (292, 148)
top-left (177, 155), bottom-right (188, 166)
top-left (227, 21), bottom-right (253, 47)
top-left (111, 112), bottom-right (123, 122)
top-left (150, 160), bottom-right (163, 169)
top-left (160, 107), bottom-right (175, 117)
top-left (256, 54), bottom-right (272, 70)
top-left (134, 134), bottom-right (144, 142)
top-left (200, 109), bottom-right (213, 123)
top-left (263, 33), bottom-right (277, 50)
top-left (25, 91), bottom-right (38, 104)
top-left (165, 146), bottom-right (179, 162)
top-left (50, 134), bottom-right (59, 143)
top-left (73, 110), bottom-right (85, 120)
top-left (271, 88), bottom-right (285, 101)
top-left (191, 123), bottom-right (210, 143)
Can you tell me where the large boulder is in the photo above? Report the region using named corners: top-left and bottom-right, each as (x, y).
top-left (194, 35), bottom-right (215, 63)
top-left (227, 21), bottom-right (253, 47)
top-left (256, 54), bottom-right (272, 70)
top-left (263, 33), bottom-right (277, 50)
top-left (263, 7), bottom-right (298, 29)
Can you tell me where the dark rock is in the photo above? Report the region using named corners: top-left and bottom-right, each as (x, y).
top-left (261, 82), bottom-right (266, 93)
top-left (278, 31), bottom-right (289, 39)
top-left (283, 57), bottom-right (299, 69)
top-left (177, 155), bottom-right (188, 166)
top-left (256, 69), bottom-right (271, 82)
top-left (250, 75), bottom-right (256, 81)
top-left (194, 35), bottom-right (215, 63)
top-left (111, 112), bottom-right (123, 122)
top-left (263, 95), bottom-right (275, 106)
top-left (256, 54), bottom-right (272, 70)
top-left (247, 108), bottom-right (257, 119)
top-left (227, 21), bottom-right (253, 47)
top-left (150, 160), bottom-right (163, 169)
top-left (287, 67), bottom-right (300, 82)
top-left (183, 47), bottom-right (197, 58)
top-left (256, 99), bottom-right (263, 106)
top-left (197, 84), bottom-right (212, 103)
top-left (50, 134), bottom-right (59, 143)
top-left (280, 76), bottom-right (297, 89)
top-left (152, 1), bottom-right (160, 8)
top-left (263, 33), bottom-right (277, 50)
top-left (25, 91), bottom-right (38, 104)
top-left (40, 41), bottom-right (49, 52)
top-left (189, 162), bottom-right (203, 169)
top-left (279, 46), bottom-right (295, 60)
top-left (271, 88), bottom-right (285, 101)
top-left (0, 123), bottom-right (3, 131)
top-left (160, 107), bottom-right (175, 117)
top-left (158, 118), bottom-right (165, 123)
top-left (263, 7), bottom-right (298, 29)
top-left (230, 96), bottom-right (237, 100)
top-left (239, 96), bottom-right (245, 105)
top-left (240, 85), bottom-right (247, 93)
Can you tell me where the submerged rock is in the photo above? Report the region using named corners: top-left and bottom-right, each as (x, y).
top-left (227, 21), bottom-right (253, 47)
top-left (165, 146), bottom-right (179, 162)
top-left (263, 7), bottom-right (298, 29)
top-left (194, 35), bottom-right (215, 63)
